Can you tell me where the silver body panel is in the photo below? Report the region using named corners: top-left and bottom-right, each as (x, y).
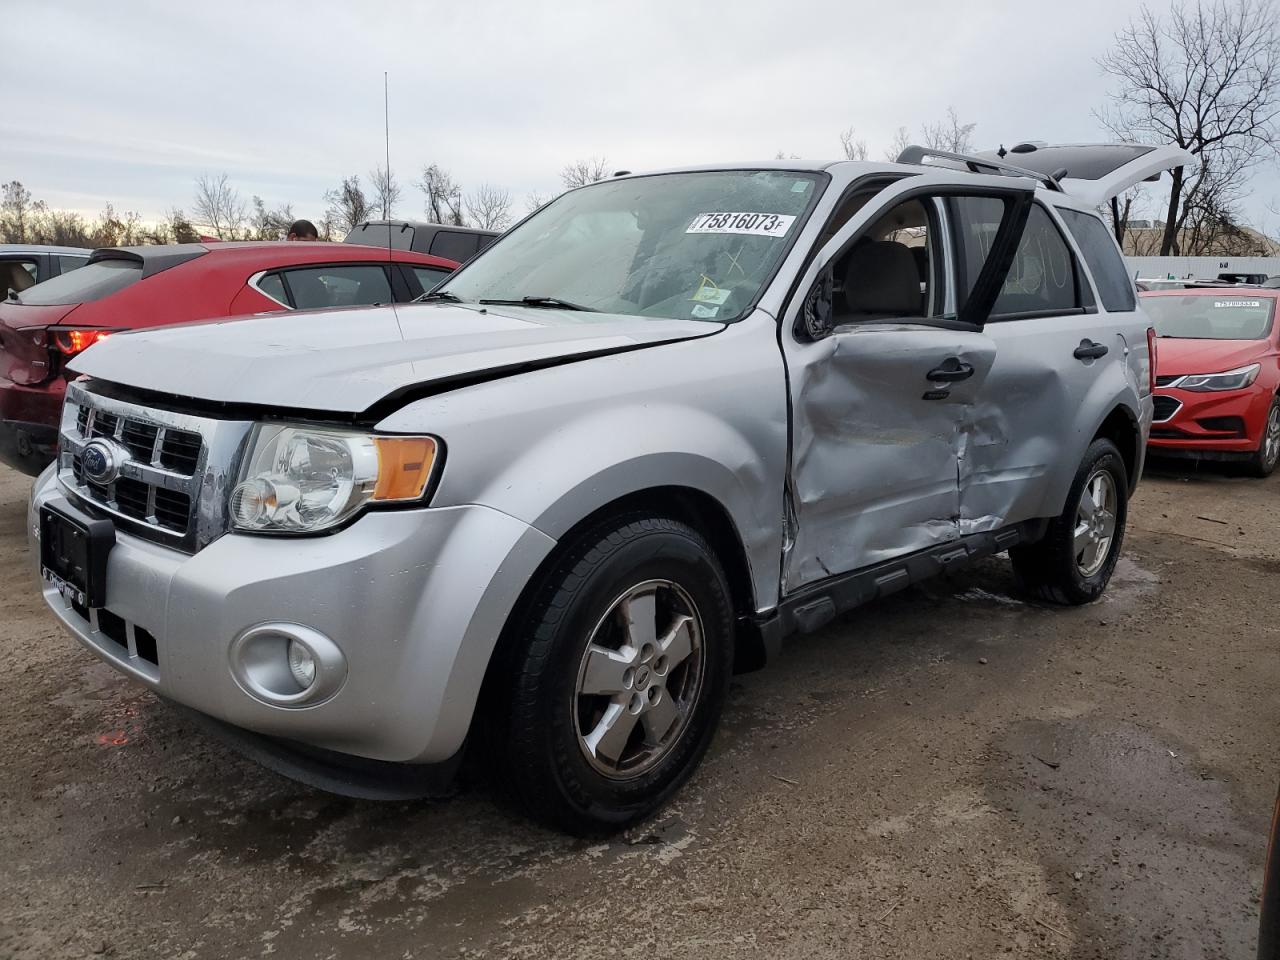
top-left (36, 154), bottom-right (1168, 766)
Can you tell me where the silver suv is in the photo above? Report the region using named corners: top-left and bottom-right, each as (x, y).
top-left (29, 143), bottom-right (1189, 831)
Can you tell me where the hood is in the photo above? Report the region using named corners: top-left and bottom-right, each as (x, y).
top-left (69, 302), bottom-right (723, 413)
top-left (1154, 336), bottom-right (1270, 377)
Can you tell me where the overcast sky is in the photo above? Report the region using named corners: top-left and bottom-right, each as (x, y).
top-left (4, 0), bottom-right (1277, 231)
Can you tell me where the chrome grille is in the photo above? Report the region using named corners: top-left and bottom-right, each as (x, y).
top-left (57, 381), bottom-right (254, 553)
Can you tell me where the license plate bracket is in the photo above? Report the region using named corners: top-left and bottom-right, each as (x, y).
top-left (40, 505), bottom-right (114, 609)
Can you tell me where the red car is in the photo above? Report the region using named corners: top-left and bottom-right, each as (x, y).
top-left (1142, 287), bottom-right (1280, 476)
top-left (0, 241), bottom-right (457, 474)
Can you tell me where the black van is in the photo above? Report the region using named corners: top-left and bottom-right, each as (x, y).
top-left (343, 221), bottom-right (499, 263)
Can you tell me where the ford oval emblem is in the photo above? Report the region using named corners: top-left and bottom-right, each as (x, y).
top-left (81, 439), bottom-right (119, 484)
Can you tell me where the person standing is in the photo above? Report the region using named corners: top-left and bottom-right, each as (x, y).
top-left (286, 220), bottom-right (319, 241)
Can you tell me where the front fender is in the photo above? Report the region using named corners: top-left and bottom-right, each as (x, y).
top-left (376, 317), bottom-right (789, 611)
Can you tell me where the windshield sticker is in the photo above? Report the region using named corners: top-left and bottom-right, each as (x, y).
top-left (690, 276), bottom-right (730, 305)
top-left (687, 212), bottom-right (796, 238)
top-left (691, 303), bottom-right (720, 319)
top-left (1214, 300), bottom-right (1262, 308)
top-left (791, 180), bottom-right (810, 193)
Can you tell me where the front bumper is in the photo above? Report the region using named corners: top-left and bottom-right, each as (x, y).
top-left (1147, 385), bottom-right (1270, 457)
top-left (30, 467), bottom-right (557, 764)
top-left (0, 377), bottom-right (64, 474)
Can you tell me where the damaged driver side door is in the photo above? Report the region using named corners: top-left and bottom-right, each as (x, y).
top-left (780, 174), bottom-right (1033, 594)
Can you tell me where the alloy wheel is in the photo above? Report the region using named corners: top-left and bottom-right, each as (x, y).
top-left (573, 579), bottom-right (705, 780)
top-left (1073, 469), bottom-right (1118, 577)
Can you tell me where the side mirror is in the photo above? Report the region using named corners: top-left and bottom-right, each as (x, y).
top-left (797, 265), bottom-right (833, 342)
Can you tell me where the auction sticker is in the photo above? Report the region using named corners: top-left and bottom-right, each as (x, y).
top-left (687, 212), bottom-right (796, 237)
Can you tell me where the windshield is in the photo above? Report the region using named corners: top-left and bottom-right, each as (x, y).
top-left (439, 170), bottom-right (822, 322)
top-left (1143, 295), bottom-right (1275, 340)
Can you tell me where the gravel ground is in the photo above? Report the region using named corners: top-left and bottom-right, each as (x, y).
top-left (0, 458), bottom-right (1277, 959)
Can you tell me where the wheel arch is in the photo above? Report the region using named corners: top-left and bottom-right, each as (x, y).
top-left (1092, 402), bottom-right (1142, 493)
top-left (475, 485), bottom-right (770, 741)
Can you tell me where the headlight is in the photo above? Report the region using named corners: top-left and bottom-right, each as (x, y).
top-left (1169, 363), bottom-right (1260, 392)
top-left (229, 425), bottom-right (439, 534)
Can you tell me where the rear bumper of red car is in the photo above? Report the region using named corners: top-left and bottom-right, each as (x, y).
top-left (1147, 385), bottom-right (1271, 459)
top-left (0, 376), bottom-right (65, 475)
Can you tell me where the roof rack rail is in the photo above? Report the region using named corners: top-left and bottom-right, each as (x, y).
top-left (895, 144), bottom-right (1064, 192)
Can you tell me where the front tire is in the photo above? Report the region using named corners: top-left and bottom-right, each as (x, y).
top-left (1010, 438), bottom-right (1129, 605)
top-left (1246, 397), bottom-right (1280, 478)
top-left (496, 515), bottom-right (734, 833)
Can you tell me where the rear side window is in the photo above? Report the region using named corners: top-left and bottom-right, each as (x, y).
top-left (57, 255), bottom-right (89, 275)
top-left (18, 258), bottom-right (143, 305)
top-left (428, 231), bottom-right (478, 262)
top-left (1059, 209), bottom-right (1136, 312)
top-left (255, 272), bottom-right (288, 305)
top-left (282, 264), bottom-right (392, 310)
top-left (411, 265), bottom-right (451, 293)
top-left (991, 204), bottom-right (1081, 316)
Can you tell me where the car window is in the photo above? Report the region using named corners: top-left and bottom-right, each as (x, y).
top-left (56, 255), bottom-right (89, 275)
top-left (282, 264), bottom-right (392, 310)
top-left (255, 272), bottom-right (289, 306)
top-left (1142, 295), bottom-right (1274, 340)
top-left (1058, 209), bottom-right (1136, 312)
top-left (16, 258), bottom-right (143, 305)
top-left (991, 205), bottom-right (1081, 316)
top-left (429, 231), bottom-right (479, 262)
top-left (833, 197), bottom-right (943, 322)
top-left (411, 266), bottom-right (451, 293)
top-left (0, 258), bottom-right (38, 296)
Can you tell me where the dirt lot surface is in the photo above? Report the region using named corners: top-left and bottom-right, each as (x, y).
top-left (1, 459), bottom-right (1277, 959)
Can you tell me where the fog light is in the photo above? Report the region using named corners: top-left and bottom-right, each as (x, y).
top-left (287, 639), bottom-right (317, 690)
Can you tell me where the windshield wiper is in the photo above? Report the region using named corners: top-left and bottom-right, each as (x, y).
top-left (415, 289), bottom-right (463, 303)
top-left (478, 296), bottom-right (598, 312)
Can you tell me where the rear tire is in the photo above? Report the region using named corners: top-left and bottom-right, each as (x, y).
top-left (495, 515), bottom-right (734, 834)
top-left (1246, 397), bottom-right (1280, 478)
top-left (1010, 438), bottom-right (1128, 605)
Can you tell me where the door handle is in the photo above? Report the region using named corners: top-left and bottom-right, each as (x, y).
top-left (926, 358), bottom-right (975, 382)
top-left (1073, 339), bottom-right (1109, 361)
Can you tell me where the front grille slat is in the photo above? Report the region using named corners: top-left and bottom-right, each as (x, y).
top-left (1155, 375), bottom-right (1182, 387)
top-left (61, 391), bottom-right (208, 547)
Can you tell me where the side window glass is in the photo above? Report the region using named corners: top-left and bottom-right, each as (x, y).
top-left (411, 266), bottom-right (451, 293)
top-left (255, 272), bottom-right (288, 306)
top-left (1, 259), bottom-right (39, 295)
top-left (1059, 209), bottom-right (1137, 312)
top-left (429, 231), bottom-right (478, 262)
top-left (282, 265), bottom-right (392, 310)
top-left (833, 198), bottom-right (940, 323)
top-left (991, 205), bottom-right (1080, 317)
top-left (56, 256), bottom-right (88, 275)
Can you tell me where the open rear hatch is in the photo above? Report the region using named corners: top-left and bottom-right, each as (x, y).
top-left (979, 142), bottom-right (1195, 206)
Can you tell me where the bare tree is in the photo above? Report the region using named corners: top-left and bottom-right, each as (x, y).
top-left (417, 164), bottom-right (465, 225)
top-left (369, 165), bottom-right (401, 220)
top-left (1097, 0), bottom-right (1280, 255)
top-left (560, 156), bottom-right (610, 189)
top-left (839, 127), bottom-right (869, 161)
top-left (884, 126), bottom-right (912, 162)
top-left (323, 176), bottom-right (372, 234)
top-left (525, 189), bottom-right (551, 213)
top-left (774, 150), bottom-right (800, 160)
top-left (464, 183), bottom-right (513, 230)
top-left (0, 181), bottom-right (34, 242)
top-left (921, 107), bottom-right (977, 154)
top-left (165, 208), bottom-right (200, 244)
top-left (249, 196), bottom-right (295, 240)
top-left (193, 173), bottom-right (248, 240)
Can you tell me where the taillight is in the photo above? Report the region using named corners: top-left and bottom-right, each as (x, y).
top-left (1146, 326), bottom-right (1157, 395)
top-left (51, 328), bottom-right (112, 356)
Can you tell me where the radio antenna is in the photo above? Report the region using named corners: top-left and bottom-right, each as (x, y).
top-left (384, 70), bottom-right (404, 337)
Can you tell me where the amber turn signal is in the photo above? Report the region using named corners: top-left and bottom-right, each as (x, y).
top-left (371, 436), bottom-right (439, 502)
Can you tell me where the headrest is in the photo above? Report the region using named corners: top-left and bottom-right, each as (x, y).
top-left (843, 240), bottom-right (921, 316)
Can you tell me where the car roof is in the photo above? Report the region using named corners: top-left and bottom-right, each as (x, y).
top-left (91, 241), bottom-right (457, 270)
top-left (350, 220), bottom-right (500, 236)
top-left (0, 243), bottom-right (92, 256)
